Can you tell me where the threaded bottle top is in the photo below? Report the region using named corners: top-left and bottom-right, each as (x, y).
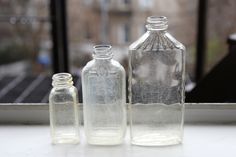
top-left (146, 16), bottom-right (168, 31)
top-left (52, 73), bottom-right (73, 87)
top-left (93, 45), bottom-right (113, 59)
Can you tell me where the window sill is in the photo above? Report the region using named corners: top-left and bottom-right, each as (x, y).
top-left (0, 124), bottom-right (236, 157)
top-left (1, 103), bottom-right (236, 124)
top-left (0, 103), bottom-right (236, 124)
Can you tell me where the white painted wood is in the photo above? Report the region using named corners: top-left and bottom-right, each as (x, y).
top-left (1, 103), bottom-right (236, 123)
top-left (0, 125), bottom-right (236, 157)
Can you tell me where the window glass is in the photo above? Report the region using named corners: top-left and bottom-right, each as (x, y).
top-left (0, 0), bottom-right (52, 75)
top-left (205, 0), bottom-right (236, 74)
top-left (0, 0), bottom-right (52, 103)
top-left (67, 0), bottom-right (198, 80)
top-left (138, 0), bottom-right (153, 9)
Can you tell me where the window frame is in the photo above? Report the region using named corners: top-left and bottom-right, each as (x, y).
top-left (1, 0), bottom-right (236, 124)
top-left (1, 103), bottom-right (236, 124)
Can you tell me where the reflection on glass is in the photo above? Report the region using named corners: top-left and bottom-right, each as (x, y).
top-left (0, 0), bottom-right (51, 75)
top-left (82, 45), bottom-right (126, 145)
top-left (129, 16), bottom-right (185, 146)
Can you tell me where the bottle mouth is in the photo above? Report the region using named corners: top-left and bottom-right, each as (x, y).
top-left (52, 73), bottom-right (73, 87)
top-left (93, 45), bottom-right (113, 59)
top-left (146, 16), bottom-right (168, 31)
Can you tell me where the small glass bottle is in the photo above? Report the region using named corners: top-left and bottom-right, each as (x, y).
top-left (49, 73), bottom-right (80, 144)
top-left (129, 16), bottom-right (185, 146)
top-left (82, 45), bottom-right (126, 145)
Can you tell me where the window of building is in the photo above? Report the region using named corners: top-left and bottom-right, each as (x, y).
top-left (124, 0), bottom-right (130, 5)
top-left (0, 0), bottom-right (236, 104)
top-left (117, 23), bottom-right (130, 44)
top-left (138, 0), bottom-right (153, 9)
top-left (0, 0), bottom-right (52, 75)
top-left (205, 0), bottom-right (236, 74)
top-left (0, 0), bottom-right (52, 103)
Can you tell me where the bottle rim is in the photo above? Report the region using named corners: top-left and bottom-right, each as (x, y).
top-left (93, 45), bottom-right (113, 59)
top-left (146, 16), bottom-right (168, 31)
top-left (52, 73), bottom-right (73, 87)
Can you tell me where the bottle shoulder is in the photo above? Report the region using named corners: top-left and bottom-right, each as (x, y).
top-left (49, 86), bottom-right (78, 103)
top-left (129, 31), bottom-right (150, 50)
top-left (165, 32), bottom-right (185, 51)
top-left (111, 60), bottom-right (125, 72)
top-left (50, 86), bottom-right (78, 96)
top-left (82, 59), bottom-right (124, 73)
top-left (82, 60), bottom-right (95, 73)
top-left (82, 59), bottom-right (125, 75)
top-left (129, 31), bottom-right (185, 51)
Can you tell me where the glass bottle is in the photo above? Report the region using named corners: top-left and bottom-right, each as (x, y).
top-left (82, 45), bottom-right (126, 145)
top-left (49, 73), bottom-right (80, 144)
top-left (129, 16), bottom-right (185, 146)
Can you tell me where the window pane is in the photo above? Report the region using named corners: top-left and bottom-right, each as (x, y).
top-left (205, 0), bottom-right (236, 73)
top-left (0, 0), bottom-right (52, 75)
top-left (0, 0), bottom-right (52, 103)
top-left (67, 0), bottom-right (198, 81)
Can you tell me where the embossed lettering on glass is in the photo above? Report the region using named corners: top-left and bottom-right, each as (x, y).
top-left (82, 45), bottom-right (126, 145)
top-left (49, 73), bottom-right (80, 144)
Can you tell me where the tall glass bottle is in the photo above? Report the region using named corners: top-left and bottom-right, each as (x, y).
top-left (49, 73), bottom-right (80, 144)
top-left (129, 16), bottom-right (185, 146)
top-left (82, 45), bottom-right (126, 145)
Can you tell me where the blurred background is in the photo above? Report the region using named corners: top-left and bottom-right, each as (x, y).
top-left (0, 0), bottom-right (236, 103)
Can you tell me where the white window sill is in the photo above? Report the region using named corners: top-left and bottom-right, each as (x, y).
top-left (1, 103), bottom-right (236, 123)
top-left (1, 124), bottom-right (236, 157)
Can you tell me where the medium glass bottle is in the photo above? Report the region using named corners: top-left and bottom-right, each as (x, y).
top-left (129, 16), bottom-right (185, 146)
top-left (82, 45), bottom-right (126, 145)
top-left (49, 73), bottom-right (80, 144)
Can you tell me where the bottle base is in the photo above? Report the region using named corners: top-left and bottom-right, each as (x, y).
top-left (131, 132), bottom-right (182, 146)
top-left (131, 134), bottom-right (182, 146)
top-left (51, 134), bottom-right (80, 144)
top-left (85, 127), bottom-right (125, 145)
top-left (52, 138), bottom-right (80, 145)
top-left (87, 137), bottom-right (123, 146)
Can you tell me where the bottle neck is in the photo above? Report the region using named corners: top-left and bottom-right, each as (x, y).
top-left (52, 73), bottom-right (73, 88)
top-left (146, 16), bottom-right (168, 32)
top-left (93, 45), bottom-right (113, 60)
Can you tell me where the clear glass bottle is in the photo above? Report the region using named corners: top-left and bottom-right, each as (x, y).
top-left (129, 16), bottom-right (185, 146)
top-left (49, 73), bottom-right (80, 144)
top-left (82, 45), bottom-right (126, 145)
